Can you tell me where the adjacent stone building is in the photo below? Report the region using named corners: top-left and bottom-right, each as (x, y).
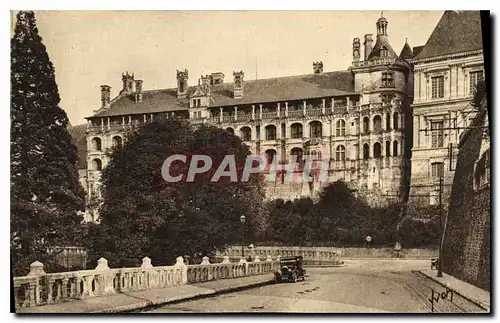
top-left (84, 14), bottom-right (416, 211)
top-left (409, 11), bottom-right (484, 206)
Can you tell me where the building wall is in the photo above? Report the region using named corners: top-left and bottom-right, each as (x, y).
top-left (409, 51), bottom-right (484, 206)
top-left (442, 109), bottom-right (490, 291)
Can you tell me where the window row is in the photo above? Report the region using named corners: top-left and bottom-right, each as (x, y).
top-left (262, 141), bottom-right (400, 165)
top-left (430, 70), bottom-right (484, 99)
top-left (90, 136), bottom-right (123, 151)
top-left (362, 141), bottom-right (400, 159)
top-left (228, 114), bottom-right (401, 142)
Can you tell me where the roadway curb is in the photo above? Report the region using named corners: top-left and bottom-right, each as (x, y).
top-left (111, 278), bottom-right (276, 313)
top-left (416, 270), bottom-right (490, 312)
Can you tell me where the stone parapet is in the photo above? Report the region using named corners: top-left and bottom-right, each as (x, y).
top-left (13, 255), bottom-right (279, 310)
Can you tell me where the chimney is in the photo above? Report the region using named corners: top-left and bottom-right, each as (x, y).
top-left (353, 38), bottom-right (361, 62)
top-left (313, 61), bottom-right (324, 74)
top-left (201, 75), bottom-right (211, 86)
top-left (100, 85), bottom-right (111, 108)
top-left (120, 71), bottom-right (135, 95)
top-left (134, 80), bottom-right (143, 103)
top-left (233, 71), bottom-right (244, 99)
top-left (200, 75), bottom-right (211, 96)
top-left (176, 69), bottom-right (189, 99)
top-left (210, 72), bottom-right (225, 85)
top-left (364, 34), bottom-right (373, 60)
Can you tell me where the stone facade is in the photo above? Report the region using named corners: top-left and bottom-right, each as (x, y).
top-left (84, 15), bottom-right (415, 212)
top-left (409, 11), bottom-right (484, 207)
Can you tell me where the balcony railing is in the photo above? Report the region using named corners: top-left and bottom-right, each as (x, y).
top-left (352, 57), bottom-right (409, 68)
top-left (287, 110), bottom-right (303, 118)
top-left (261, 112), bottom-right (277, 119)
top-left (309, 108), bottom-right (323, 116)
top-left (237, 114), bottom-right (252, 121)
top-left (222, 116), bottom-right (233, 123)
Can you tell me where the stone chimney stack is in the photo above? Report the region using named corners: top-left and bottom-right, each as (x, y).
top-left (100, 85), bottom-right (111, 108)
top-left (134, 80), bottom-right (143, 103)
top-left (120, 71), bottom-right (135, 95)
top-left (313, 61), bottom-right (324, 74)
top-left (233, 71), bottom-right (244, 99)
top-left (210, 72), bottom-right (225, 85)
top-left (353, 38), bottom-right (361, 62)
top-left (176, 69), bottom-right (189, 99)
top-left (364, 34), bottom-right (373, 60)
top-left (200, 75), bottom-right (212, 96)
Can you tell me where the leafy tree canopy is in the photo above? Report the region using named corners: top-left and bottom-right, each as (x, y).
top-left (86, 118), bottom-right (267, 267)
top-left (11, 11), bottom-right (85, 275)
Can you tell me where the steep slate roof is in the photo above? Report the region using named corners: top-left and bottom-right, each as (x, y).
top-left (412, 46), bottom-right (424, 58)
top-left (68, 124), bottom-right (87, 170)
top-left (414, 11), bottom-right (483, 60)
top-left (91, 70), bottom-right (356, 118)
top-left (366, 36), bottom-right (398, 60)
top-left (399, 41), bottom-right (413, 59)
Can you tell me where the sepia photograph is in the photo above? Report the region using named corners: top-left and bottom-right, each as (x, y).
top-left (9, 8), bottom-right (491, 314)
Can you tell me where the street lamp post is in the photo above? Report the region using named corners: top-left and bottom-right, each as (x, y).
top-left (240, 215), bottom-right (246, 258)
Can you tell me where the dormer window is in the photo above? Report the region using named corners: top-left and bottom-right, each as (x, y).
top-left (380, 46), bottom-right (388, 58)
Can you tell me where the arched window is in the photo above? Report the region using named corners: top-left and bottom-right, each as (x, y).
top-left (363, 143), bottom-right (370, 160)
top-left (290, 148), bottom-right (304, 164)
top-left (386, 112), bottom-right (391, 130)
top-left (226, 127), bottom-right (235, 135)
top-left (290, 123), bottom-right (303, 139)
top-left (373, 115), bottom-right (382, 132)
top-left (240, 127), bottom-right (251, 141)
top-left (311, 150), bottom-right (317, 160)
top-left (336, 119), bottom-right (346, 136)
top-left (310, 121), bottom-right (322, 138)
top-left (373, 142), bottom-right (382, 158)
top-left (265, 149), bottom-right (277, 165)
top-left (92, 158), bottom-right (102, 171)
top-left (112, 136), bottom-right (122, 148)
top-left (385, 141), bottom-right (391, 157)
top-left (363, 117), bottom-right (369, 134)
top-left (393, 140), bottom-right (399, 156)
top-left (91, 137), bottom-right (102, 151)
top-left (265, 125), bottom-right (277, 140)
top-left (393, 112), bottom-right (399, 130)
top-left (336, 145), bottom-right (346, 161)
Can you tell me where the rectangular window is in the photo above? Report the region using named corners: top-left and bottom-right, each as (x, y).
top-left (382, 72), bottom-right (394, 87)
top-left (431, 162), bottom-right (444, 180)
top-left (431, 121), bottom-right (444, 148)
top-left (470, 70), bottom-right (484, 95)
top-left (431, 76), bottom-right (444, 99)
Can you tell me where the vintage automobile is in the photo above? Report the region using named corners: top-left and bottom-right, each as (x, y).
top-left (274, 256), bottom-right (306, 283)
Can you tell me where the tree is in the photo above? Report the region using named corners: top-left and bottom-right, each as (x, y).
top-left (87, 118), bottom-right (266, 267)
top-left (11, 11), bottom-right (85, 275)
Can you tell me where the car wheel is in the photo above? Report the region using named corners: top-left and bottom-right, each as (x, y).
top-left (292, 272), bottom-right (298, 283)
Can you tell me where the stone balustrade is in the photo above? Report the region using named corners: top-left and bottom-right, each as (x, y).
top-left (221, 246), bottom-right (437, 262)
top-left (222, 246), bottom-right (341, 264)
top-left (13, 255), bottom-right (279, 310)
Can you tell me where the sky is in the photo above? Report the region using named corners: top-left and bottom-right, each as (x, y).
top-left (18, 10), bottom-right (444, 125)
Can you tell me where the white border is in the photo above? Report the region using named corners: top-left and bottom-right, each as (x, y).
top-left (2, 2), bottom-right (498, 323)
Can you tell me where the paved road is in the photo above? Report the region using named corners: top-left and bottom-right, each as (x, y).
top-left (147, 259), bottom-right (486, 313)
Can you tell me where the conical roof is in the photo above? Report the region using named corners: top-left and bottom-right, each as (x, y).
top-left (399, 40), bottom-right (413, 59)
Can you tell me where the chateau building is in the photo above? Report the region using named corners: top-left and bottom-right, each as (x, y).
top-left (409, 11), bottom-right (484, 206)
top-left (84, 14), bottom-right (419, 216)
